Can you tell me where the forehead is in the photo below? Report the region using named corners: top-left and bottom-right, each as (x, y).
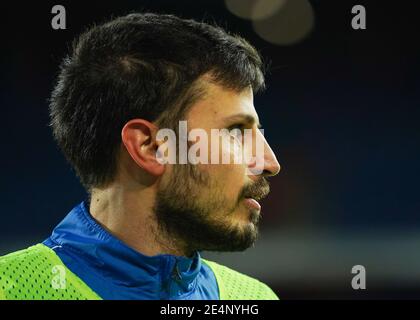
top-left (186, 82), bottom-right (258, 128)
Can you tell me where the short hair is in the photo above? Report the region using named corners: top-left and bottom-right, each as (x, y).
top-left (49, 13), bottom-right (265, 191)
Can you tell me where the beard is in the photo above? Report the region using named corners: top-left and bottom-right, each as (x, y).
top-left (153, 163), bottom-right (270, 254)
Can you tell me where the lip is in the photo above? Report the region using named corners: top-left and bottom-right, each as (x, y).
top-left (243, 198), bottom-right (261, 211)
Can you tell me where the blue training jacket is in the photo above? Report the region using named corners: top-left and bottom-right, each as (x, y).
top-left (43, 201), bottom-right (219, 300)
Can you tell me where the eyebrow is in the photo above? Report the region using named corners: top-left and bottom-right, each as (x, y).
top-left (223, 113), bottom-right (262, 129)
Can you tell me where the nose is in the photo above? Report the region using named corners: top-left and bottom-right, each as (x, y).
top-left (262, 137), bottom-right (281, 177)
top-left (247, 129), bottom-right (281, 177)
top-left (258, 128), bottom-right (281, 177)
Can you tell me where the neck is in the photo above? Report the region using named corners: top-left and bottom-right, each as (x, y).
top-left (89, 184), bottom-right (188, 257)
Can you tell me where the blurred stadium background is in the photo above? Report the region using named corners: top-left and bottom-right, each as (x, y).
top-left (1, 0), bottom-right (419, 299)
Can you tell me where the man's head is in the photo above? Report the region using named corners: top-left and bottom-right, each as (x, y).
top-left (49, 13), bottom-right (280, 253)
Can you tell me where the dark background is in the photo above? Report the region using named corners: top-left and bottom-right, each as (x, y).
top-left (1, 0), bottom-right (419, 299)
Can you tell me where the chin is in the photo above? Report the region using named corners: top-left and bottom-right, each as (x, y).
top-left (239, 207), bottom-right (261, 226)
top-left (232, 215), bottom-right (260, 237)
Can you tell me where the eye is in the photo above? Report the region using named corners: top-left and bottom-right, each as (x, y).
top-left (227, 123), bottom-right (246, 132)
top-left (227, 123), bottom-right (246, 141)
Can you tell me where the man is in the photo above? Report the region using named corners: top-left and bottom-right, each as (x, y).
top-left (0, 13), bottom-right (280, 300)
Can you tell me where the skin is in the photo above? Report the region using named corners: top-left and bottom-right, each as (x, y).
top-left (89, 79), bottom-right (281, 257)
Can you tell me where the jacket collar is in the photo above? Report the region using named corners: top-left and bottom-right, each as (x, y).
top-left (48, 201), bottom-right (202, 299)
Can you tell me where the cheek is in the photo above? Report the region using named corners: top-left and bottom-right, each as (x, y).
top-left (206, 129), bottom-right (244, 165)
top-left (204, 162), bottom-right (246, 200)
top-left (198, 132), bottom-right (248, 199)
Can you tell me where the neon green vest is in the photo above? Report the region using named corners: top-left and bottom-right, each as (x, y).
top-left (0, 244), bottom-right (278, 300)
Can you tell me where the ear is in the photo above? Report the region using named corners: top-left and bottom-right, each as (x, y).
top-left (121, 119), bottom-right (165, 176)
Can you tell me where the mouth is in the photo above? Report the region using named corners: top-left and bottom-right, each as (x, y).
top-left (239, 178), bottom-right (270, 212)
top-left (243, 197), bottom-right (261, 211)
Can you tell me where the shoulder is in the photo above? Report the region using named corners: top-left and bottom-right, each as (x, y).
top-left (202, 258), bottom-right (279, 300)
top-left (0, 244), bottom-right (100, 300)
top-left (0, 243), bottom-right (56, 270)
top-left (0, 244), bottom-right (48, 269)
top-left (0, 244), bottom-right (51, 300)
